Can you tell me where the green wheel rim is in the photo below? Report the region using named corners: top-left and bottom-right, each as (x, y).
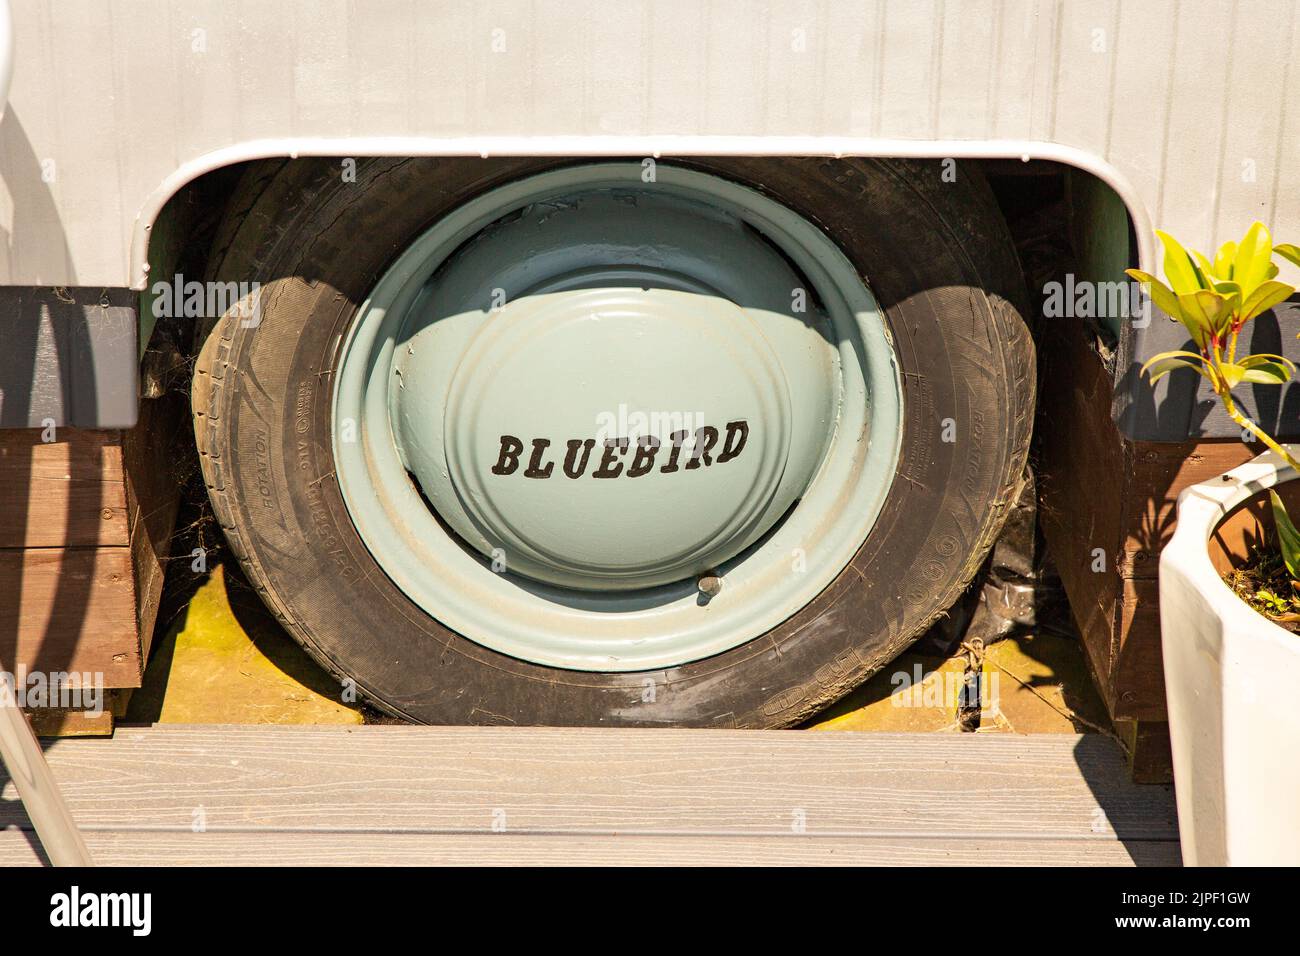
top-left (332, 163), bottom-right (903, 671)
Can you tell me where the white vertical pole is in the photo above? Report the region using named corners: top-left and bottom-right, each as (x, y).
top-left (0, 675), bottom-right (93, 866)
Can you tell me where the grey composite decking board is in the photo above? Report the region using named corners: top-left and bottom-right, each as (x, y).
top-left (0, 726), bottom-right (1179, 866)
top-left (0, 831), bottom-right (1181, 867)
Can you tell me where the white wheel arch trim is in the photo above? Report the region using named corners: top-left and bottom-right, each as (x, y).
top-left (130, 136), bottom-right (1154, 291)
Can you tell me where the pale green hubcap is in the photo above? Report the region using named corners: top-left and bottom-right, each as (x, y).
top-left (430, 289), bottom-right (793, 589)
top-left (333, 163), bottom-right (902, 671)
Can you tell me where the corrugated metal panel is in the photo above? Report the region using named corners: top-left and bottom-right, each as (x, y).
top-left (0, 0), bottom-right (1297, 289)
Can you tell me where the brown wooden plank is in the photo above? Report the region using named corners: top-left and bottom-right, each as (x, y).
top-left (0, 726), bottom-right (1179, 840)
top-left (1037, 319), bottom-right (1125, 716)
top-left (1113, 577), bottom-right (1165, 720)
top-left (0, 547), bottom-right (140, 686)
top-left (25, 705), bottom-right (114, 738)
top-left (0, 424), bottom-right (150, 707)
top-left (0, 428), bottom-right (127, 548)
top-left (1036, 314), bottom-right (1255, 753)
top-left (122, 394), bottom-right (186, 663)
top-left (0, 830), bottom-right (1180, 867)
top-left (1109, 445), bottom-right (1257, 724)
top-left (1116, 719), bottom-right (1174, 786)
top-left (1120, 440), bottom-right (1254, 578)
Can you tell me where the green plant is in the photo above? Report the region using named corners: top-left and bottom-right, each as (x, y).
top-left (1253, 586), bottom-right (1291, 616)
top-left (1130, 222), bottom-right (1300, 585)
top-left (1271, 489), bottom-right (1300, 580)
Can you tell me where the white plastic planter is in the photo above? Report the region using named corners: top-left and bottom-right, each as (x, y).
top-left (1161, 449), bottom-right (1300, 865)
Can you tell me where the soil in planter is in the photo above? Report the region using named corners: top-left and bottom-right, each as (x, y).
top-left (1224, 547), bottom-right (1300, 635)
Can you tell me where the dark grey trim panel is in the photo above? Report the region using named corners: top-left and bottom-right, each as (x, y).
top-left (0, 287), bottom-right (138, 429)
top-left (1114, 297), bottom-right (1300, 442)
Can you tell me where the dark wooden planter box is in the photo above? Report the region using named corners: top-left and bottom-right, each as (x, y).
top-left (1037, 315), bottom-right (1255, 782)
top-left (0, 396), bottom-right (184, 733)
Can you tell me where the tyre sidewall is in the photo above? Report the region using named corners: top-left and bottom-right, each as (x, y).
top-left (208, 157), bottom-right (1032, 727)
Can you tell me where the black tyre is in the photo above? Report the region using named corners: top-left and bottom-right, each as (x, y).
top-left (192, 156), bottom-right (1033, 726)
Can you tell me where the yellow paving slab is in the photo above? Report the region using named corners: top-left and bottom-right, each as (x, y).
top-left (979, 630), bottom-right (1111, 734)
top-left (126, 564), bottom-right (362, 726)
top-left (807, 628), bottom-right (1110, 734)
top-left (129, 560), bottom-right (1104, 735)
top-left (805, 651), bottom-right (969, 732)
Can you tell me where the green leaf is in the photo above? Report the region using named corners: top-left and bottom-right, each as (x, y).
top-left (1239, 279), bottom-right (1297, 322)
top-left (1275, 243), bottom-right (1300, 269)
top-left (1239, 362), bottom-right (1291, 385)
top-left (1209, 279), bottom-right (1243, 316)
top-left (1234, 221), bottom-right (1273, 297)
top-left (1215, 241), bottom-right (1237, 278)
top-left (1177, 289), bottom-right (1234, 340)
top-left (1126, 268), bottom-right (1185, 322)
top-left (1157, 230), bottom-right (1205, 295)
top-left (1271, 489), bottom-right (1300, 581)
top-left (1193, 250), bottom-right (1218, 284)
top-left (1145, 359), bottom-right (1210, 384)
top-left (1140, 350), bottom-right (1211, 383)
top-left (1218, 362), bottom-right (1247, 388)
top-left (1239, 352), bottom-right (1297, 373)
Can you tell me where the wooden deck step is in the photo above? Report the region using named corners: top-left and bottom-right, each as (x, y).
top-left (0, 726), bottom-right (1180, 866)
